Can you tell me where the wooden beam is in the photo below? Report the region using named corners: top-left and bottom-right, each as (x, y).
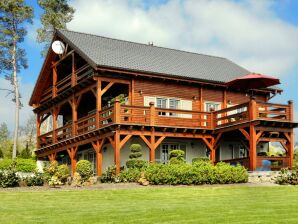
top-left (120, 134), bottom-right (132, 149)
top-left (239, 128), bottom-right (250, 141)
top-left (101, 82), bottom-right (114, 96)
top-left (249, 124), bottom-right (257, 171)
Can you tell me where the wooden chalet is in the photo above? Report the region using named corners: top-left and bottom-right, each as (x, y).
top-left (30, 30), bottom-right (298, 175)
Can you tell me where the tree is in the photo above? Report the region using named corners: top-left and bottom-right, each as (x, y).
top-left (37, 0), bottom-right (75, 56)
top-left (0, 0), bottom-right (33, 159)
top-left (0, 122), bottom-right (12, 158)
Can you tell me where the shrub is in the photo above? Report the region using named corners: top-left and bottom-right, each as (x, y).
top-left (0, 159), bottom-right (12, 170)
top-left (126, 159), bottom-right (148, 169)
top-left (100, 166), bottom-right (117, 183)
top-left (126, 144), bottom-right (147, 169)
top-left (0, 170), bottom-right (19, 188)
top-left (0, 159), bottom-right (36, 172)
top-left (23, 173), bottom-right (44, 186)
top-left (275, 168), bottom-right (298, 185)
top-left (15, 159), bottom-right (36, 172)
top-left (76, 160), bottom-right (93, 182)
top-left (56, 164), bottom-right (70, 184)
top-left (144, 161), bottom-right (248, 185)
top-left (118, 168), bottom-right (141, 182)
top-left (0, 149), bottom-right (3, 158)
top-left (192, 157), bottom-right (210, 164)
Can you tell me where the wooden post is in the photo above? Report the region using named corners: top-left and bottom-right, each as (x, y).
top-left (96, 80), bottom-right (102, 128)
top-left (71, 53), bottom-right (76, 87)
top-left (150, 130), bottom-right (155, 162)
top-left (288, 100), bottom-right (293, 121)
top-left (114, 99), bottom-right (120, 124)
top-left (209, 107), bottom-right (215, 129)
top-left (36, 114), bottom-right (41, 148)
top-left (249, 97), bottom-right (257, 120)
top-left (48, 153), bottom-right (56, 161)
top-left (71, 95), bottom-right (78, 136)
top-left (114, 131), bottom-right (121, 174)
top-left (67, 147), bottom-right (78, 175)
top-left (210, 149), bottom-right (216, 164)
top-left (92, 139), bottom-right (104, 176)
top-left (249, 124), bottom-right (257, 171)
top-left (52, 108), bottom-right (58, 143)
top-left (52, 65), bottom-right (57, 98)
top-left (287, 101), bottom-right (294, 168)
top-left (149, 102), bottom-right (155, 126)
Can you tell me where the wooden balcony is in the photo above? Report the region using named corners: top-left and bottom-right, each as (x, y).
top-left (38, 99), bottom-right (295, 148)
top-left (40, 64), bottom-right (93, 104)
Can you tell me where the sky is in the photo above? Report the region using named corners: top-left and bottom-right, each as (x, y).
top-left (0, 0), bottom-right (298, 137)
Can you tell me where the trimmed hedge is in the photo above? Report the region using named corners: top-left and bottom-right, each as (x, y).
top-left (0, 159), bottom-right (36, 172)
top-left (76, 160), bottom-right (93, 182)
top-left (144, 161), bottom-right (248, 185)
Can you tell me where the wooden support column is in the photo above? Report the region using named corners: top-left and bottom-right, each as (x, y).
top-left (36, 114), bottom-right (41, 148)
top-left (149, 102), bottom-right (155, 126)
top-left (249, 124), bottom-right (257, 171)
top-left (52, 107), bottom-right (59, 143)
top-left (114, 131), bottom-right (121, 174)
top-left (69, 94), bottom-right (78, 136)
top-left (67, 146), bottom-right (78, 175)
top-left (52, 65), bottom-right (57, 98)
top-left (48, 152), bottom-right (56, 161)
top-left (114, 99), bottom-right (120, 124)
top-left (202, 137), bottom-right (215, 164)
top-left (96, 80), bottom-right (102, 128)
top-left (92, 139), bottom-right (105, 176)
top-left (140, 131), bottom-right (165, 163)
top-left (108, 132), bottom-right (133, 174)
top-left (71, 53), bottom-right (76, 87)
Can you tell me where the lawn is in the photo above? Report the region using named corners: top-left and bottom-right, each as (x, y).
top-left (1, 185), bottom-right (298, 224)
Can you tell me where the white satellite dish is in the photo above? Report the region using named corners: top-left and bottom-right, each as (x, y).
top-left (51, 40), bottom-right (65, 54)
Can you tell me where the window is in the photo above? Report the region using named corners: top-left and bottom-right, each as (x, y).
top-left (157, 97), bottom-right (180, 116)
top-left (205, 102), bottom-right (220, 112)
top-left (157, 98), bottom-right (168, 116)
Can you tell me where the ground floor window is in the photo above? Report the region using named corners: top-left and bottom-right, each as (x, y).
top-left (156, 143), bottom-right (186, 164)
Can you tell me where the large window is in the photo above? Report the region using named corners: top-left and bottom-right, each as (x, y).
top-left (156, 97), bottom-right (180, 116)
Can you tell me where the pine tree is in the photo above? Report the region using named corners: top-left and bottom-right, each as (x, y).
top-left (37, 0), bottom-right (75, 56)
top-left (0, 0), bottom-right (33, 159)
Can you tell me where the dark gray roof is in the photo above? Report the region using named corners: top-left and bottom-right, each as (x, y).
top-left (58, 29), bottom-right (250, 83)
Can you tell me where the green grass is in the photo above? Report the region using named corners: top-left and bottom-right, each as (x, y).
top-left (1, 186), bottom-right (298, 223)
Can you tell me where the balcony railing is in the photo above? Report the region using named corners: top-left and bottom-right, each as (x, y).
top-left (40, 64), bottom-right (93, 103)
top-left (38, 99), bottom-right (294, 147)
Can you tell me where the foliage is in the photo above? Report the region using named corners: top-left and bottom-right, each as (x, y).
top-left (126, 144), bottom-right (147, 169)
top-left (23, 173), bottom-right (44, 186)
top-left (76, 160), bottom-right (93, 182)
top-left (110, 94), bottom-right (127, 105)
top-left (44, 161), bottom-right (70, 186)
top-left (118, 168), bottom-right (142, 183)
top-left (0, 0), bottom-right (34, 159)
top-left (0, 122), bottom-right (13, 158)
top-left (37, 0), bottom-right (75, 56)
top-left (0, 149), bottom-right (3, 158)
top-left (15, 158), bottom-right (36, 172)
top-left (56, 164), bottom-right (69, 184)
top-left (275, 168), bottom-right (298, 185)
top-left (192, 157), bottom-right (210, 164)
top-left (100, 166), bottom-right (118, 183)
top-left (0, 161), bottom-right (19, 188)
top-left (169, 149), bottom-right (185, 164)
top-left (0, 158), bottom-right (36, 172)
top-left (144, 161), bottom-right (248, 185)
top-left (0, 159), bottom-right (12, 170)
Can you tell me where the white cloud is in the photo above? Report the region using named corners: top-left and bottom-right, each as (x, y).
top-left (0, 78), bottom-right (34, 130)
top-left (68, 0), bottom-right (298, 77)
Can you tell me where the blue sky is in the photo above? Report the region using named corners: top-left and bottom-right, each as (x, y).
top-left (1, 0), bottom-right (298, 137)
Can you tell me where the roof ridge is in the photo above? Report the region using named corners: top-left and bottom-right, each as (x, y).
top-left (57, 29), bottom-right (228, 60)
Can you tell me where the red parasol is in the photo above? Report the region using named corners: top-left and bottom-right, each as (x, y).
top-left (226, 73), bottom-right (280, 90)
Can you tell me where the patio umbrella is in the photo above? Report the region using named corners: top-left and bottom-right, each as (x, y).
top-left (226, 73), bottom-right (280, 90)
